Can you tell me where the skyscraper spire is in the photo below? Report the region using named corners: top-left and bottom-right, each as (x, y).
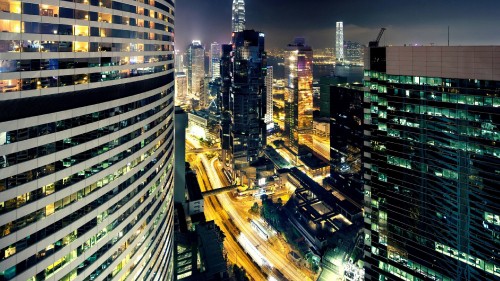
top-left (232, 0), bottom-right (245, 32)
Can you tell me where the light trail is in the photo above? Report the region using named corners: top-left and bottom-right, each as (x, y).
top-left (237, 233), bottom-right (273, 269)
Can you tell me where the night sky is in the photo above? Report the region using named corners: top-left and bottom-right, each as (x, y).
top-left (175, 0), bottom-right (500, 52)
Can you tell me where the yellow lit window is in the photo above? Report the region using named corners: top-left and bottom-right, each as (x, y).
top-left (4, 245), bottom-right (16, 258)
top-left (0, 79), bottom-right (20, 93)
top-left (0, 19), bottom-right (20, 33)
top-left (99, 13), bottom-right (111, 23)
top-left (74, 25), bottom-right (89, 36)
top-left (73, 41), bottom-right (88, 52)
top-left (39, 4), bottom-right (59, 17)
top-left (0, 0), bottom-right (21, 14)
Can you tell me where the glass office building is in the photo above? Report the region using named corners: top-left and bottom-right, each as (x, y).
top-left (221, 30), bottom-right (266, 177)
top-left (329, 84), bottom-right (364, 204)
top-left (363, 46), bottom-right (500, 280)
top-left (284, 38), bottom-right (313, 152)
top-left (0, 0), bottom-right (175, 280)
top-left (186, 40), bottom-right (204, 96)
top-left (231, 0), bottom-right (245, 33)
top-left (335, 22), bottom-right (344, 62)
top-left (209, 42), bottom-right (221, 79)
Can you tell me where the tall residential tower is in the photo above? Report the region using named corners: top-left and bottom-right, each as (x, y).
top-left (364, 46), bottom-right (500, 281)
top-left (0, 1), bottom-right (176, 280)
top-left (231, 0), bottom-right (245, 33)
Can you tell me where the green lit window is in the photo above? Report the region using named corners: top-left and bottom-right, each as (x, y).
top-left (379, 97), bottom-right (387, 106)
top-left (378, 173), bottom-right (387, 182)
top-left (484, 97), bottom-right (492, 106)
top-left (387, 156), bottom-right (411, 169)
top-left (457, 95), bottom-right (466, 104)
top-left (442, 93), bottom-right (449, 102)
top-left (485, 212), bottom-right (500, 226)
top-left (379, 210), bottom-right (387, 222)
top-left (493, 98), bottom-right (500, 107)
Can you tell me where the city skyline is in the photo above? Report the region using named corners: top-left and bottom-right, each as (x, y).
top-left (2, 0), bottom-right (500, 280)
top-left (176, 0), bottom-right (500, 51)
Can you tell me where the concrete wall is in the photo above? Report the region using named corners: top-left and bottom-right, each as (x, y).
top-left (384, 46), bottom-right (500, 80)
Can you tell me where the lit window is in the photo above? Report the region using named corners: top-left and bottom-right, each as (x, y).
top-left (0, 19), bottom-right (21, 33)
top-left (73, 41), bottom-right (88, 52)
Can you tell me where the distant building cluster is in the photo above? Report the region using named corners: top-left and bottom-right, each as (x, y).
top-left (345, 41), bottom-right (365, 64)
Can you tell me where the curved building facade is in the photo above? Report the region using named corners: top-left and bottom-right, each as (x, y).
top-left (0, 0), bottom-right (175, 281)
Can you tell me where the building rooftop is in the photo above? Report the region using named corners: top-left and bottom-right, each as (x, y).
top-left (300, 153), bottom-right (329, 170)
top-left (196, 221), bottom-right (228, 279)
top-left (186, 169), bottom-right (203, 202)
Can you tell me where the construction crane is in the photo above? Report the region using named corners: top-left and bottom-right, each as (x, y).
top-left (369, 28), bottom-right (386, 47)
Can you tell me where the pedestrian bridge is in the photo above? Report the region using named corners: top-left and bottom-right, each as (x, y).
top-left (202, 185), bottom-right (239, 197)
top-left (186, 147), bottom-right (222, 154)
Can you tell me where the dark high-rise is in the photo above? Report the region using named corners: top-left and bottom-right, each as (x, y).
top-left (220, 44), bottom-right (233, 174)
top-left (363, 46), bottom-right (500, 281)
top-left (319, 75), bottom-right (348, 118)
top-left (329, 84), bottom-right (364, 203)
top-left (220, 30), bottom-right (267, 180)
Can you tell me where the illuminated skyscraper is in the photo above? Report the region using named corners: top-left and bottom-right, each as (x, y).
top-left (175, 72), bottom-right (188, 105)
top-left (232, 0), bottom-right (245, 33)
top-left (187, 40), bottom-right (205, 97)
top-left (175, 50), bottom-right (184, 73)
top-left (284, 38), bottom-right (314, 153)
top-left (336, 21), bottom-right (344, 62)
top-left (265, 66), bottom-right (274, 129)
top-left (210, 42), bottom-right (222, 79)
top-left (0, 1), bottom-right (176, 280)
top-left (220, 44), bottom-right (233, 173)
top-left (221, 30), bottom-right (266, 179)
top-left (364, 46), bottom-right (500, 281)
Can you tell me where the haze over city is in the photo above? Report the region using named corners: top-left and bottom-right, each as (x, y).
top-left (176, 0), bottom-right (500, 50)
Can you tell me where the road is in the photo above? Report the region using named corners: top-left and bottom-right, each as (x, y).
top-left (208, 157), bottom-right (313, 281)
top-left (188, 137), bottom-right (315, 281)
top-left (190, 143), bottom-right (312, 280)
top-left (187, 142), bottom-right (266, 281)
